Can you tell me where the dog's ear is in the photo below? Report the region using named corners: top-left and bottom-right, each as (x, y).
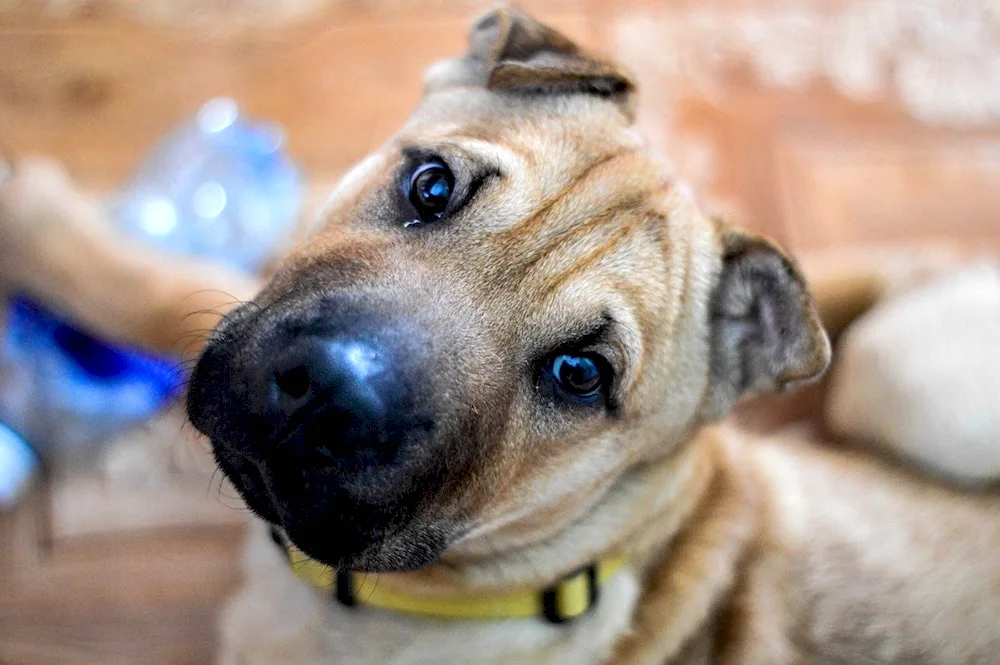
top-left (702, 224), bottom-right (831, 418)
top-left (466, 6), bottom-right (635, 115)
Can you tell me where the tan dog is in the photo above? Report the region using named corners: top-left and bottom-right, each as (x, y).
top-left (183, 8), bottom-right (1000, 665)
top-left (6, 8), bottom-right (998, 665)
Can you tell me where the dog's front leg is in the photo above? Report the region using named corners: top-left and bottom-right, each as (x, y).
top-left (0, 155), bottom-right (258, 357)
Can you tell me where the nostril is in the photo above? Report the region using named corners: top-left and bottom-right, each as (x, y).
top-left (275, 364), bottom-right (311, 400)
top-left (267, 336), bottom-right (391, 430)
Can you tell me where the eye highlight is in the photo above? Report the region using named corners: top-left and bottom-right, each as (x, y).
top-left (405, 160), bottom-right (454, 226)
top-left (547, 353), bottom-right (610, 404)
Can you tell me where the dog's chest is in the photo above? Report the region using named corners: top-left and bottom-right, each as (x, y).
top-left (219, 524), bottom-right (642, 665)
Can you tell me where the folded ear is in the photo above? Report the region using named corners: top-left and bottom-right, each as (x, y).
top-left (702, 224), bottom-right (831, 418)
top-left (466, 6), bottom-right (635, 115)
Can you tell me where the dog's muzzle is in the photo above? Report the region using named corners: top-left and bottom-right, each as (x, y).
top-left (186, 297), bottom-right (446, 569)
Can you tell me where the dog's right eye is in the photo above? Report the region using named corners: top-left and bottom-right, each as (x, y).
top-left (405, 160), bottom-right (454, 226)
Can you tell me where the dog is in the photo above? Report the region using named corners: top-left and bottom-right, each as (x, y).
top-left (183, 8), bottom-right (1000, 664)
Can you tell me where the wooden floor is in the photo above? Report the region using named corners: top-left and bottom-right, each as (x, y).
top-left (1, 1), bottom-right (999, 663)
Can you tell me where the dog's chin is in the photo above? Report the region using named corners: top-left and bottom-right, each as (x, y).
top-left (283, 520), bottom-right (450, 573)
top-left (217, 467), bottom-right (452, 572)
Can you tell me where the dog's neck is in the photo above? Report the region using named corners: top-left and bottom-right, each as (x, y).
top-left (368, 426), bottom-right (760, 604)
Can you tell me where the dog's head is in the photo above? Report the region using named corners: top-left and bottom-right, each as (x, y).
top-left (187, 7), bottom-right (830, 572)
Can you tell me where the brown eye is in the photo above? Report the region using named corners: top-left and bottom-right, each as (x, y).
top-left (407, 161), bottom-right (453, 224)
top-left (550, 353), bottom-right (606, 402)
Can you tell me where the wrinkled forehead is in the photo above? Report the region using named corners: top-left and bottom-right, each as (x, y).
top-left (395, 81), bottom-right (686, 321)
top-left (326, 57), bottom-right (673, 275)
top-left (320, 86), bottom-right (642, 233)
top-left (399, 83), bottom-right (646, 200)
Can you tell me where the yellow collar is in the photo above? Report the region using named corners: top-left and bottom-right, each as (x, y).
top-left (272, 529), bottom-right (625, 624)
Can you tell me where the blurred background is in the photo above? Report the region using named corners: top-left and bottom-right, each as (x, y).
top-left (0, 1), bottom-right (997, 663)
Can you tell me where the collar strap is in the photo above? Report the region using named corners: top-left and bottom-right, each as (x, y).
top-left (271, 528), bottom-right (625, 624)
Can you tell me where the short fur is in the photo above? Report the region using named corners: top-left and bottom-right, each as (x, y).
top-left (194, 9), bottom-right (999, 664)
top-left (5, 8), bottom-right (997, 665)
top-left (186, 9), bottom-right (1000, 664)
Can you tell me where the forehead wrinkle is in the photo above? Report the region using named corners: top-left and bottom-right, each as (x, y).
top-left (471, 158), bottom-right (673, 349)
top-left (494, 147), bottom-right (634, 245)
top-left (532, 210), bottom-right (646, 302)
top-left (509, 171), bottom-right (667, 294)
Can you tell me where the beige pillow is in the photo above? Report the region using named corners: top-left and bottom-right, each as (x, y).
top-left (826, 261), bottom-right (1000, 485)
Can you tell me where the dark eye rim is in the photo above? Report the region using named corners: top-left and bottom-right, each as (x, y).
top-left (400, 154), bottom-right (461, 227)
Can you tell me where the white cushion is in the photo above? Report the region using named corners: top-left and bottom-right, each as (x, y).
top-left (826, 261), bottom-right (1000, 485)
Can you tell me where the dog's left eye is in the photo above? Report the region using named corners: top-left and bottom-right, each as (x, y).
top-left (406, 160), bottom-right (454, 224)
top-left (548, 353), bottom-right (609, 403)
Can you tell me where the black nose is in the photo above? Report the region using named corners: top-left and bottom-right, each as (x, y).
top-left (272, 337), bottom-right (385, 421)
top-left (261, 334), bottom-right (420, 466)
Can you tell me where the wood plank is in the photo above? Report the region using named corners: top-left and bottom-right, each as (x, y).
top-left (2, 3), bottom-right (1000, 663)
top-left (776, 130), bottom-right (1000, 251)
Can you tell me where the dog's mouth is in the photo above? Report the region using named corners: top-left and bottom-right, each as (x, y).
top-left (209, 415), bottom-right (451, 570)
top-left (212, 442), bottom-right (284, 525)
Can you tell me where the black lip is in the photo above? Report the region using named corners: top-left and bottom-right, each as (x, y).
top-left (213, 442), bottom-right (283, 524)
top-left (281, 516), bottom-right (450, 573)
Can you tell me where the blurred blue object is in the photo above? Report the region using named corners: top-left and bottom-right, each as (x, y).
top-left (0, 424), bottom-right (36, 508)
top-left (115, 97), bottom-right (301, 273)
top-left (0, 98), bottom-right (302, 508)
top-left (0, 296), bottom-right (185, 453)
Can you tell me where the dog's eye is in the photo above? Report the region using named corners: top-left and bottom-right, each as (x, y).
top-left (549, 353), bottom-right (608, 402)
top-left (406, 160), bottom-right (454, 224)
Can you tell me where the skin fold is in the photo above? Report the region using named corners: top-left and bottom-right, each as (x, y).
top-left (2, 9), bottom-right (996, 664)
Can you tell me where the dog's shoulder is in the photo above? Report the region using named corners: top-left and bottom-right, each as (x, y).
top-left (720, 428), bottom-right (1000, 664)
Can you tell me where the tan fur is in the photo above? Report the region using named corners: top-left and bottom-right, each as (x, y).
top-left (212, 7), bottom-right (998, 655)
top-left (4, 8), bottom-right (999, 665)
top-left (0, 156), bottom-right (257, 357)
